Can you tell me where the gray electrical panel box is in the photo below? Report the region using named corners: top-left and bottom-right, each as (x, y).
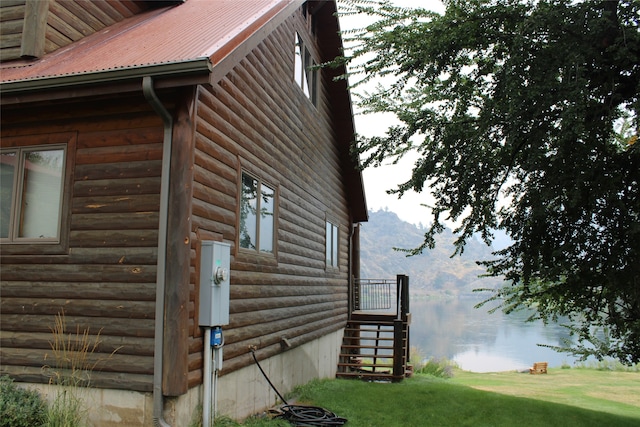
top-left (198, 241), bottom-right (230, 327)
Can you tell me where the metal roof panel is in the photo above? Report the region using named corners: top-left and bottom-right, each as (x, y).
top-left (0, 0), bottom-right (292, 84)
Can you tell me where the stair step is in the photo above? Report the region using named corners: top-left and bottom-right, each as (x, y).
top-left (347, 322), bottom-right (396, 328)
top-left (342, 335), bottom-right (394, 341)
top-left (335, 371), bottom-right (400, 380)
top-left (340, 344), bottom-right (394, 350)
top-left (338, 362), bottom-right (394, 368)
top-left (345, 326), bottom-right (394, 332)
top-left (339, 353), bottom-right (395, 359)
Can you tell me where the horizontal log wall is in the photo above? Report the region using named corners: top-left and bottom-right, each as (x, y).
top-left (0, 0), bottom-right (25, 61)
top-left (0, 94), bottom-right (164, 392)
top-left (188, 10), bottom-right (352, 386)
top-left (44, 0), bottom-right (149, 54)
top-left (0, 0), bottom-right (150, 61)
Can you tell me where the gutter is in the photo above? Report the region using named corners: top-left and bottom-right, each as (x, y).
top-left (0, 58), bottom-right (212, 96)
top-left (142, 75), bottom-right (173, 427)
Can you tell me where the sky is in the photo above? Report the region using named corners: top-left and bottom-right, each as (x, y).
top-left (338, 0), bottom-right (446, 226)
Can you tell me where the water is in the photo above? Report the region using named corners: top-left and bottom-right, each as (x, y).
top-left (409, 297), bottom-right (581, 372)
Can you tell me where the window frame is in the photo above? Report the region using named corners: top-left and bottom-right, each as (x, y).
top-left (0, 132), bottom-right (76, 255)
top-left (325, 219), bottom-right (339, 269)
top-left (294, 31), bottom-right (318, 106)
top-left (238, 170), bottom-right (278, 257)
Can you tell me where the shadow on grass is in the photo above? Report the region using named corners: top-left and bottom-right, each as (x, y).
top-left (292, 376), bottom-right (639, 427)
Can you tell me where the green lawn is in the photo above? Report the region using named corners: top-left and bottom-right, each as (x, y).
top-left (222, 368), bottom-right (640, 427)
top-left (453, 368), bottom-right (640, 421)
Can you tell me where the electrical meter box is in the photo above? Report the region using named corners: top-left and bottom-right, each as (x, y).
top-left (198, 241), bottom-right (230, 326)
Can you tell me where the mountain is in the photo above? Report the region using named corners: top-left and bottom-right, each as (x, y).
top-left (359, 209), bottom-right (505, 297)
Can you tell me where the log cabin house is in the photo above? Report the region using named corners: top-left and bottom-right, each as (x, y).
top-left (0, 0), bottom-right (368, 425)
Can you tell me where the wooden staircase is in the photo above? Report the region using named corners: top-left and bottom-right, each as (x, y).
top-left (336, 314), bottom-right (410, 381)
top-left (336, 275), bottom-right (411, 382)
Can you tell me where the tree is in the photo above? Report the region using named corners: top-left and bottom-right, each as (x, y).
top-left (337, 0), bottom-right (640, 364)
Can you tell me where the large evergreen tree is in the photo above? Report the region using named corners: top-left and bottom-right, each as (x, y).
top-left (338, 0), bottom-right (640, 364)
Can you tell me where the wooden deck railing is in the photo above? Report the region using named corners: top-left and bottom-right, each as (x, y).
top-left (352, 275), bottom-right (409, 318)
top-left (353, 278), bottom-right (395, 311)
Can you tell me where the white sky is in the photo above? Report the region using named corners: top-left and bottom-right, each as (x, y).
top-left (338, 0), bottom-right (446, 226)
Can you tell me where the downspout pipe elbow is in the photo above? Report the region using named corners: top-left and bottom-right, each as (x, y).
top-left (143, 76), bottom-right (172, 427)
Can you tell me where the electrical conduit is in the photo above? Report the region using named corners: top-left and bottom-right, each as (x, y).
top-left (203, 327), bottom-right (212, 427)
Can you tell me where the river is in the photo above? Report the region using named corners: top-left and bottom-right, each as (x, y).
top-left (409, 296), bottom-right (582, 372)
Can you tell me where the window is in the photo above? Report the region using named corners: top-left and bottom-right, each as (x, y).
top-left (1, 146), bottom-right (65, 242)
top-left (239, 172), bottom-right (275, 254)
top-left (325, 220), bottom-right (339, 268)
top-left (294, 32), bottom-right (318, 105)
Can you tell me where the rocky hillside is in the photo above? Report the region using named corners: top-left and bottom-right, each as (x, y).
top-left (359, 209), bottom-right (505, 297)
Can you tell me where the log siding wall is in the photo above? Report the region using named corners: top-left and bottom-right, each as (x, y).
top-left (187, 11), bottom-right (352, 384)
top-left (0, 0), bottom-right (26, 60)
top-left (0, 0), bottom-right (149, 61)
top-left (45, 0), bottom-right (149, 55)
top-left (0, 95), bottom-right (165, 392)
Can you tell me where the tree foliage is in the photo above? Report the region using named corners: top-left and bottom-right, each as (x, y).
top-left (337, 0), bottom-right (640, 364)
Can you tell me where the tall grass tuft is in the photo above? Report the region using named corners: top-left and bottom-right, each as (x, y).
top-left (43, 311), bottom-right (115, 427)
top-left (409, 346), bottom-right (426, 372)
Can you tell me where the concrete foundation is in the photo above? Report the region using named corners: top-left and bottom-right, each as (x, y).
top-left (18, 329), bottom-right (343, 426)
top-left (216, 329), bottom-right (343, 420)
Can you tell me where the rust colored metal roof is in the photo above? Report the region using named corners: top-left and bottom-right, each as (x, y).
top-left (0, 0), bottom-right (294, 85)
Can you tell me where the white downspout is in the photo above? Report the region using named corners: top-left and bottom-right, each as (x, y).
top-left (142, 76), bottom-right (172, 427)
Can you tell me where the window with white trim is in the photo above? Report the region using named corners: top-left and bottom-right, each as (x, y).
top-left (0, 146), bottom-right (65, 242)
top-left (325, 220), bottom-right (339, 268)
top-left (294, 32), bottom-right (318, 106)
top-left (239, 171), bottom-right (275, 254)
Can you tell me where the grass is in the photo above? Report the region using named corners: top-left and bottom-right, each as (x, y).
top-left (453, 368), bottom-right (640, 421)
top-left (230, 367), bottom-right (639, 427)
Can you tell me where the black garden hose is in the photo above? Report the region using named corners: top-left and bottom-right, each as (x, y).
top-left (249, 347), bottom-right (348, 427)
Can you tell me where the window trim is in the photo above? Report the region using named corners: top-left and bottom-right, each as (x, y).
top-left (325, 218), bottom-right (339, 270)
top-left (237, 169), bottom-right (278, 257)
top-left (0, 132), bottom-right (76, 255)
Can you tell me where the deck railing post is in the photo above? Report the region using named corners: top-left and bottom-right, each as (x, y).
top-left (395, 275), bottom-right (401, 320)
top-left (401, 275), bottom-right (409, 320)
top-left (401, 275), bottom-right (410, 374)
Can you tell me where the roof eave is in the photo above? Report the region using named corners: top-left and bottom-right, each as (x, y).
top-left (0, 58), bottom-right (213, 103)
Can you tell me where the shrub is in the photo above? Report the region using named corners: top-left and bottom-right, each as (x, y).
top-left (574, 359), bottom-right (639, 372)
top-left (416, 357), bottom-right (456, 378)
top-left (0, 375), bottom-right (47, 427)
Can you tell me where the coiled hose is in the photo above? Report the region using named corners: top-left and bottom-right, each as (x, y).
top-left (249, 347), bottom-right (347, 426)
